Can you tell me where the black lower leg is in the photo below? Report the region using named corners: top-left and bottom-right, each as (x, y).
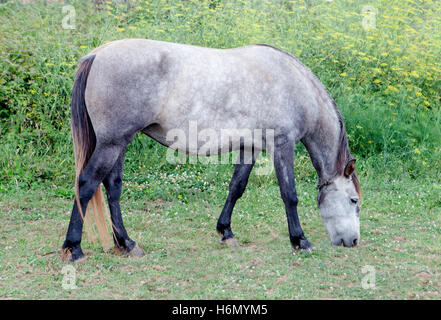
top-left (63, 144), bottom-right (123, 261)
top-left (63, 200), bottom-right (90, 261)
top-left (62, 172), bottom-right (107, 261)
top-left (273, 139), bottom-right (312, 251)
top-left (102, 150), bottom-right (136, 254)
top-left (217, 150), bottom-right (256, 241)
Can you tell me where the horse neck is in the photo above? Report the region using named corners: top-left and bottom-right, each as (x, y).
top-left (301, 106), bottom-right (342, 184)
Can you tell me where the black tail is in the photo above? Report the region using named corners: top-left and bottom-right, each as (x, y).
top-left (71, 55), bottom-right (96, 174)
top-left (71, 54), bottom-right (112, 249)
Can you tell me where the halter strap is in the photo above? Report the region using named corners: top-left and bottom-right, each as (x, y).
top-left (317, 179), bottom-right (332, 190)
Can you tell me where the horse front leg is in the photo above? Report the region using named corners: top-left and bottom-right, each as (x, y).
top-left (216, 149), bottom-right (256, 246)
top-left (273, 140), bottom-right (313, 252)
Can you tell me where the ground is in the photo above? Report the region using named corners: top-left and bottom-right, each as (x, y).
top-left (1, 161), bottom-right (439, 299)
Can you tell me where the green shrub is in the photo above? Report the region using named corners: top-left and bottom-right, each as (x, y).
top-left (0, 0), bottom-right (440, 189)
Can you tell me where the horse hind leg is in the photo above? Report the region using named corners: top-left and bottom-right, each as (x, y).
top-left (216, 149), bottom-right (256, 246)
top-left (62, 143), bottom-right (125, 262)
top-left (102, 148), bottom-right (145, 257)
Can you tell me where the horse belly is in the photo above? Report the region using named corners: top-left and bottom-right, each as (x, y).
top-left (142, 122), bottom-right (261, 156)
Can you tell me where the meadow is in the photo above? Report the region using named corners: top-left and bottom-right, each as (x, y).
top-left (0, 0), bottom-right (440, 299)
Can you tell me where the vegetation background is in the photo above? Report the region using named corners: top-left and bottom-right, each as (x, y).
top-left (0, 0), bottom-right (440, 299)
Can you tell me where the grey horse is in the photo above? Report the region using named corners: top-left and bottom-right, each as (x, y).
top-left (62, 39), bottom-right (361, 262)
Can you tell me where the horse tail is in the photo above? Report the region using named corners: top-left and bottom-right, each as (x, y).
top-left (71, 54), bottom-right (113, 250)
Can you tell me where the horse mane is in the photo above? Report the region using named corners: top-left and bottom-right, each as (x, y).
top-left (332, 101), bottom-right (361, 197)
top-left (333, 101), bottom-right (349, 176)
top-left (254, 43), bottom-right (361, 197)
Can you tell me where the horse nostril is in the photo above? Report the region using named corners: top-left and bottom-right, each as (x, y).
top-left (352, 238), bottom-right (358, 246)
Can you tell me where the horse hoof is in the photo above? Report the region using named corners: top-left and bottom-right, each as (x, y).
top-left (220, 237), bottom-right (240, 247)
top-left (71, 255), bottom-right (88, 264)
top-left (299, 246), bottom-right (313, 254)
top-left (128, 243), bottom-right (145, 257)
top-left (292, 239), bottom-right (314, 253)
top-left (60, 248), bottom-right (87, 264)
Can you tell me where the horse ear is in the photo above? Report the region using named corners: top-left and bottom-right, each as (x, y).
top-left (344, 159), bottom-right (356, 178)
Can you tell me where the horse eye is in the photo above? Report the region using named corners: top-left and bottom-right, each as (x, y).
top-left (350, 197), bottom-right (359, 205)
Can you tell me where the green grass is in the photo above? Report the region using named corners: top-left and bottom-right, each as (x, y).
top-left (0, 159), bottom-right (440, 299)
top-left (0, 0), bottom-right (440, 299)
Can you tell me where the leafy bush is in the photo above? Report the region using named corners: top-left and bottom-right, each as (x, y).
top-left (0, 0), bottom-right (440, 189)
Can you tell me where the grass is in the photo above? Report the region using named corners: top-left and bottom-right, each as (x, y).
top-left (0, 0), bottom-right (440, 299)
top-left (1, 155), bottom-right (440, 299)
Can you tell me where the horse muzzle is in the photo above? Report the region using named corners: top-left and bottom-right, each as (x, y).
top-left (331, 235), bottom-right (359, 247)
